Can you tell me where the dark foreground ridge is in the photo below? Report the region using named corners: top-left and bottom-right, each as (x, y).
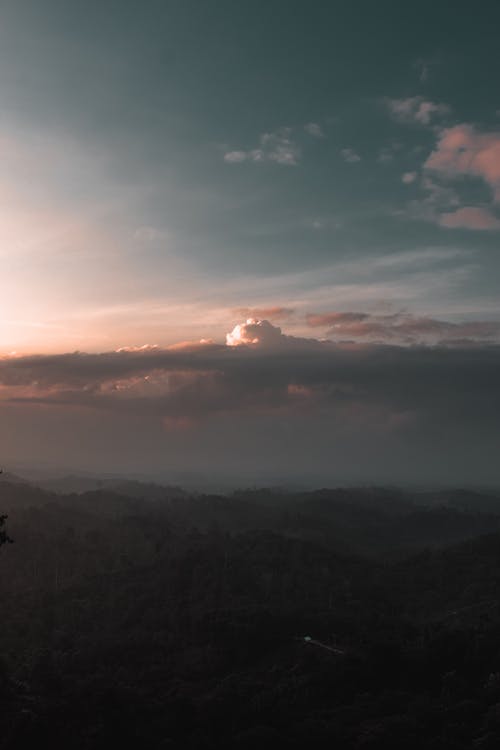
top-left (2, 478), bottom-right (500, 748)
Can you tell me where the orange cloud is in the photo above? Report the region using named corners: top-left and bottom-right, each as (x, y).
top-left (425, 124), bottom-right (500, 202)
top-left (439, 206), bottom-right (500, 230)
top-left (305, 311), bottom-right (500, 344)
top-left (234, 306), bottom-right (294, 321)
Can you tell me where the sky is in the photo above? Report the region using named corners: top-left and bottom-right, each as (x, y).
top-left (0, 0), bottom-right (499, 484)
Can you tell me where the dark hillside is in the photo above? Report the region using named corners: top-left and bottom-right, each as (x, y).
top-left (2, 480), bottom-right (500, 748)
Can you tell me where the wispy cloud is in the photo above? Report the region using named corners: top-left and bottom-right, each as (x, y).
top-left (306, 312), bottom-right (368, 328)
top-left (233, 306), bottom-right (294, 322)
top-left (438, 206), bottom-right (500, 230)
top-left (402, 171), bottom-right (417, 184)
top-left (223, 150), bottom-right (249, 163)
top-left (304, 122), bottom-right (324, 138)
top-left (405, 175), bottom-right (460, 222)
top-left (340, 148), bottom-right (361, 163)
top-left (377, 147), bottom-right (393, 163)
top-left (413, 57), bottom-right (439, 83)
top-left (413, 58), bottom-right (430, 83)
top-left (387, 96), bottom-right (450, 126)
top-left (305, 310), bottom-right (500, 345)
top-left (224, 128), bottom-right (300, 166)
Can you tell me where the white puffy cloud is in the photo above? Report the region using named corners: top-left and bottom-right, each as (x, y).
top-left (226, 318), bottom-right (291, 347)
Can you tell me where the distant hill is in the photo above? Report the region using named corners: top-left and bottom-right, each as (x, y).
top-left (415, 487), bottom-right (500, 514)
top-left (2, 479), bottom-right (500, 557)
top-left (26, 474), bottom-right (187, 501)
top-left (0, 471), bottom-right (30, 486)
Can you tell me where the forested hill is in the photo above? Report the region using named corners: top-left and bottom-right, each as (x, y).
top-left (2, 479), bottom-right (500, 748)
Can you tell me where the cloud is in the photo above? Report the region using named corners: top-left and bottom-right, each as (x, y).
top-left (304, 122), bottom-right (324, 138)
top-left (225, 318), bottom-right (316, 348)
top-left (226, 318), bottom-right (285, 347)
top-left (0, 331), bottom-right (499, 459)
top-left (224, 128), bottom-right (300, 166)
top-left (413, 58), bottom-right (432, 83)
top-left (377, 148), bottom-right (393, 163)
top-left (223, 150), bottom-right (248, 163)
top-left (404, 124), bottom-right (500, 230)
top-left (377, 142), bottom-right (403, 164)
top-left (116, 344), bottom-right (160, 352)
top-left (425, 124), bottom-right (500, 202)
top-left (305, 311), bottom-right (500, 345)
top-left (1, 323), bottom-right (499, 485)
top-left (403, 175), bottom-right (461, 226)
top-left (402, 171), bottom-right (417, 184)
top-left (234, 306), bottom-right (294, 322)
top-left (340, 148), bottom-right (361, 163)
top-left (306, 312), bottom-right (368, 328)
top-left (388, 96), bottom-right (450, 125)
top-left (438, 206), bottom-right (500, 230)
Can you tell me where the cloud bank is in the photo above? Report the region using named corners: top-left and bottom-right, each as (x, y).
top-left (0, 319), bottom-right (498, 420)
top-left (1, 320), bottom-right (499, 483)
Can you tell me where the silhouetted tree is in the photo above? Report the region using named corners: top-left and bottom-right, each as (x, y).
top-left (0, 514), bottom-right (12, 547)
